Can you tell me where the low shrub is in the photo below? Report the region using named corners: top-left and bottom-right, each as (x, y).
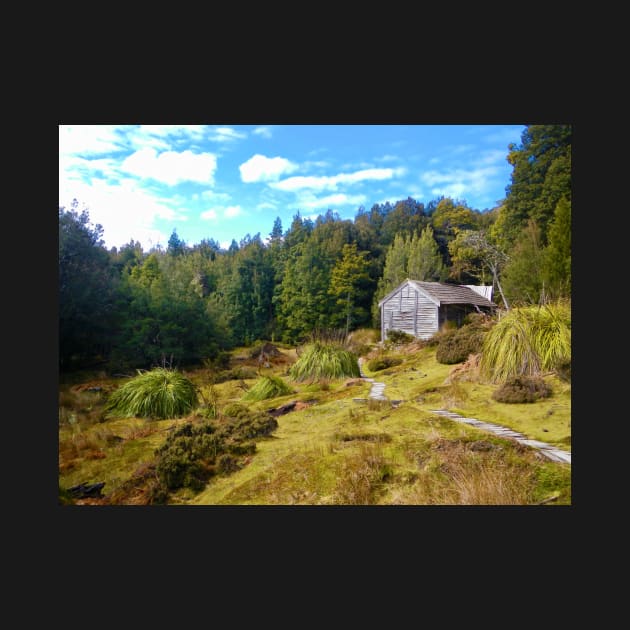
top-left (154, 409), bottom-right (279, 494)
top-left (366, 357), bottom-right (403, 372)
top-left (385, 329), bottom-right (415, 345)
top-left (492, 376), bottom-right (552, 403)
top-left (435, 318), bottom-right (488, 365)
top-left (212, 366), bottom-right (258, 383)
top-left (222, 403), bottom-right (250, 419)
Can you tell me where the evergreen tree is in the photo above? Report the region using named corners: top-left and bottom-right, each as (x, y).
top-left (59, 202), bottom-right (118, 369)
top-left (497, 124), bottom-right (571, 249)
top-left (167, 229), bottom-right (186, 256)
top-left (329, 243), bottom-right (370, 335)
top-left (269, 216), bottom-right (283, 242)
top-left (407, 226), bottom-right (446, 281)
top-left (372, 233), bottom-right (410, 326)
top-left (500, 220), bottom-right (545, 305)
top-left (542, 196), bottom-right (571, 299)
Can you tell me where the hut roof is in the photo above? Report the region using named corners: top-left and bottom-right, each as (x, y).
top-left (378, 279), bottom-right (495, 308)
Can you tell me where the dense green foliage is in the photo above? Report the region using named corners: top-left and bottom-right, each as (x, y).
top-left (105, 368), bottom-right (199, 419)
top-left (59, 125), bottom-right (570, 374)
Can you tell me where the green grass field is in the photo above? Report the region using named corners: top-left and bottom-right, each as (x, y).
top-left (59, 339), bottom-right (571, 506)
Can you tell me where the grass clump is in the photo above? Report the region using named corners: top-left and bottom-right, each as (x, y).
top-left (492, 376), bottom-right (552, 404)
top-left (104, 368), bottom-right (198, 420)
top-left (481, 300), bottom-right (571, 383)
top-left (242, 375), bottom-right (294, 401)
top-left (289, 342), bottom-right (360, 382)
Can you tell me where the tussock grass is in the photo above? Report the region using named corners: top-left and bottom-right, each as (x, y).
top-left (242, 375), bottom-right (294, 401)
top-left (481, 300), bottom-right (571, 383)
top-left (289, 342), bottom-right (360, 382)
top-left (105, 368), bottom-right (199, 419)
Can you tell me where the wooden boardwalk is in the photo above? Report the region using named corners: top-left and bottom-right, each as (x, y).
top-left (356, 358), bottom-right (571, 464)
top-left (428, 409), bottom-right (571, 464)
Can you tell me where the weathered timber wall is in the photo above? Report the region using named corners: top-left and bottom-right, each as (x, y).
top-left (381, 284), bottom-right (438, 341)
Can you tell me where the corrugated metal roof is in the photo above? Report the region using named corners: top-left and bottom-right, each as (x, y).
top-left (465, 284), bottom-right (493, 301)
top-left (378, 279), bottom-right (495, 308)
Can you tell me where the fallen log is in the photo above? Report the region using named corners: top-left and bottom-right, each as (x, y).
top-left (67, 482), bottom-right (106, 499)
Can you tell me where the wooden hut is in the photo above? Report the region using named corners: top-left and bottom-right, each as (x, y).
top-left (378, 279), bottom-right (495, 341)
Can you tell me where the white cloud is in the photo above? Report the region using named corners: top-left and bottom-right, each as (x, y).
top-left (121, 148), bottom-right (217, 185)
top-left (341, 161), bottom-right (374, 170)
top-left (224, 205), bottom-right (243, 218)
top-left (201, 190), bottom-right (231, 202)
top-left (59, 125), bottom-right (127, 156)
top-left (201, 209), bottom-right (218, 220)
top-left (200, 205), bottom-right (244, 220)
top-left (137, 124), bottom-right (207, 138)
top-left (302, 160), bottom-right (330, 170)
top-left (240, 154), bottom-right (299, 183)
top-left (126, 125), bottom-right (210, 151)
top-left (293, 193), bottom-right (367, 210)
top-left (209, 127), bottom-right (247, 142)
top-left (420, 165), bottom-right (500, 201)
top-left (252, 126), bottom-right (272, 138)
top-left (477, 149), bottom-right (509, 166)
top-left (271, 167), bottom-right (401, 192)
top-left (58, 177), bottom-right (181, 251)
top-left (256, 202), bottom-right (276, 210)
top-left (60, 155), bottom-right (120, 184)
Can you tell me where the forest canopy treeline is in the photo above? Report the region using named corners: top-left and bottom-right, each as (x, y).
top-left (59, 124), bottom-right (571, 372)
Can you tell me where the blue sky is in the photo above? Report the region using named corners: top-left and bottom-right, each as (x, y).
top-left (59, 124), bottom-right (525, 252)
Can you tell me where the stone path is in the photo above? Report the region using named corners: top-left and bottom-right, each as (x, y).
top-left (355, 358), bottom-right (571, 464)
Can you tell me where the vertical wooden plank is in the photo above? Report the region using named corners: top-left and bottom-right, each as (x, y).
top-left (414, 288), bottom-right (418, 336)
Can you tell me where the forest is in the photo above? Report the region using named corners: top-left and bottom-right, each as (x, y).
top-left (59, 124), bottom-right (571, 375)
